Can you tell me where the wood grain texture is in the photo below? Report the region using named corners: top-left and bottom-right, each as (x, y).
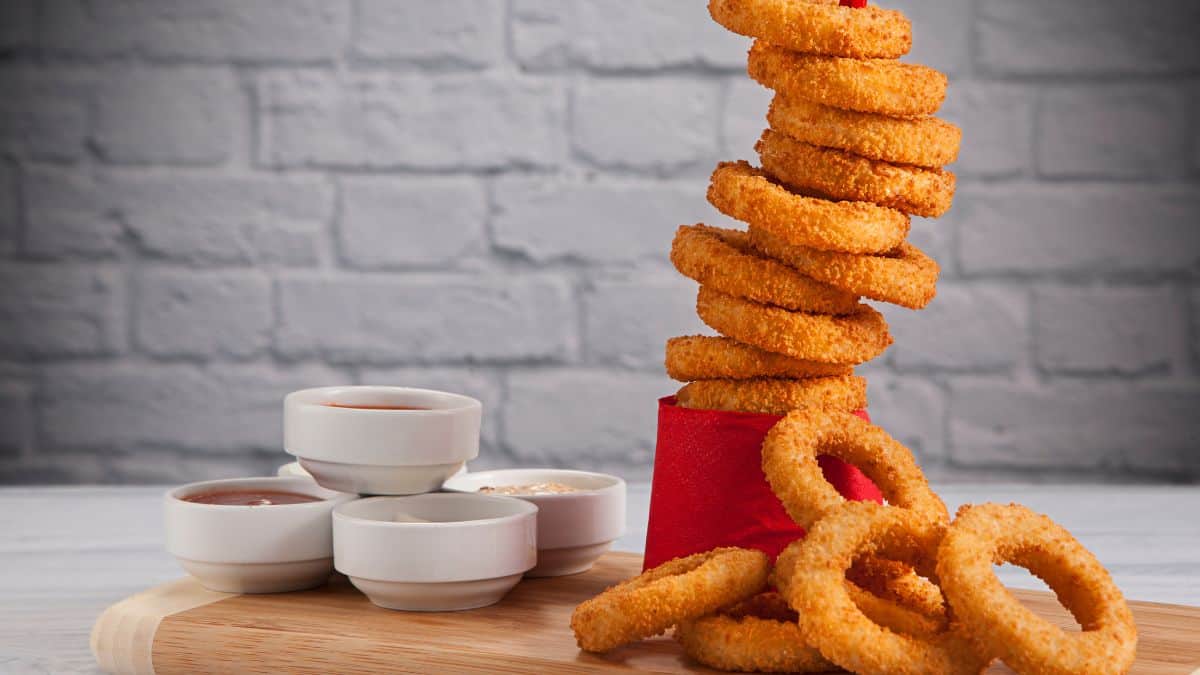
top-left (89, 552), bottom-right (1200, 675)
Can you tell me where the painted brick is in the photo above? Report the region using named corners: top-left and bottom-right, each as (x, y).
top-left (94, 67), bottom-right (237, 166)
top-left (1034, 286), bottom-right (1182, 376)
top-left (39, 363), bottom-right (344, 452)
top-left (884, 284), bottom-right (1027, 373)
top-left (865, 376), bottom-right (946, 463)
top-left (38, 0), bottom-right (350, 63)
top-left (0, 263), bottom-right (123, 358)
top-left (949, 379), bottom-right (1200, 473)
top-left (511, 0), bottom-right (746, 71)
top-left (0, 381), bottom-right (32, 457)
top-left (110, 172), bottom-right (331, 265)
top-left (0, 162), bottom-right (15, 253)
top-left (357, 367), bottom-right (501, 453)
top-left (257, 71), bottom-right (564, 170)
top-left (0, 0), bottom-right (33, 51)
top-left (976, 0), bottom-right (1200, 75)
top-left (957, 185), bottom-right (1200, 276)
top-left (0, 68), bottom-right (89, 161)
top-left (338, 176), bottom-right (486, 269)
top-left (885, 0), bottom-right (971, 77)
top-left (354, 0), bottom-right (502, 67)
top-left (1036, 86), bottom-right (1189, 179)
top-left (491, 177), bottom-right (710, 263)
top-left (582, 275), bottom-right (706, 369)
top-left (21, 167), bottom-right (124, 258)
top-left (275, 275), bottom-right (574, 365)
top-left (940, 83), bottom-right (1033, 179)
top-left (571, 78), bottom-right (719, 172)
top-left (135, 269), bottom-right (272, 360)
top-left (722, 78), bottom-right (772, 157)
top-left (502, 369), bottom-right (673, 479)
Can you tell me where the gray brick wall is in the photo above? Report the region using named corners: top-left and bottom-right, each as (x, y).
top-left (1, 0), bottom-right (1197, 484)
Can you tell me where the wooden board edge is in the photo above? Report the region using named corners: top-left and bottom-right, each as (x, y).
top-left (90, 578), bottom-right (233, 675)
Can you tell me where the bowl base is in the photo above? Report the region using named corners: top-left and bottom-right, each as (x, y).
top-left (526, 541), bottom-right (613, 578)
top-left (178, 558), bottom-right (333, 594)
top-left (299, 458), bottom-right (465, 495)
top-left (348, 573), bottom-right (524, 611)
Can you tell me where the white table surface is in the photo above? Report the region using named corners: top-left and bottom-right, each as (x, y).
top-left (2, 484), bottom-right (1198, 674)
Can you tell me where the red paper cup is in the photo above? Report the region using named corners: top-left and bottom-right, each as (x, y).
top-left (643, 397), bottom-right (883, 570)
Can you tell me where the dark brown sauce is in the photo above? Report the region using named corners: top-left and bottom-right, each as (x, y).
top-left (181, 490), bottom-right (323, 506)
top-left (323, 403), bottom-right (431, 410)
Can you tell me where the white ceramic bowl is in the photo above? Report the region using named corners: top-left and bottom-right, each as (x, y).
top-left (276, 461), bottom-right (469, 482)
top-left (284, 386), bottom-right (481, 495)
top-left (165, 477), bottom-right (355, 594)
top-left (333, 493), bottom-right (537, 611)
top-left (442, 469), bottom-right (625, 577)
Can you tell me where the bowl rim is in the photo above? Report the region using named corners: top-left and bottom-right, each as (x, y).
top-left (166, 476), bottom-right (350, 510)
top-left (333, 493), bottom-right (538, 528)
top-left (286, 385), bottom-right (481, 416)
top-left (441, 468), bottom-right (626, 501)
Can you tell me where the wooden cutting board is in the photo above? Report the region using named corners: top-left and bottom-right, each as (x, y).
top-left (92, 552), bottom-right (1200, 674)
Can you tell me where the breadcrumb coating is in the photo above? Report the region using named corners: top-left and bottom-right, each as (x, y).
top-left (709, 0), bottom-right (911, 59)
top-left (665, 335), bottom-right (853, 382)
top-left (676, 375), bottom-right (867, 416)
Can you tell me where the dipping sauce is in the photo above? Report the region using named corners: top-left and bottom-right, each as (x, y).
top-left (181, 490), bottom-right (324, 506)
top-left (479, 482), bottom-right (580, 496)
top-left (323, 403), bottom-right (431, 411)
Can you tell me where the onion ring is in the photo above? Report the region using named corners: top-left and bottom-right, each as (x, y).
top-left (758, 129), bottom-right (956, 218)
top-left (696, 286), bottom-right (892, 365)
top-left (708, 160), bottom-right (909, 255)
top-left (674, 592), bottom-right (835, 673)
top-left (936, 503), bottom-right (1137, 675)
top-left (570, 546), bottom-right (769, 653)
top-left (671, 224), bottom-right (861, 315)
top-left (761, 408), bottom-right (948, 529)
top-left (846, 555), bottom-right (947, 624)
top-left (748, 40), bottom-right (947, 117)
top-left (780, 502), bottom-right (992, 675)
top-left (665, 335), bottom-right (853, 381)
top-left (675, 375), bottom-right (867, 416)
top-left (750, 227), bottom-right (940, 309)
top-left (768, 95), bottom-right (961, 168)
top-left (708, 0), bottom-right (911, 59)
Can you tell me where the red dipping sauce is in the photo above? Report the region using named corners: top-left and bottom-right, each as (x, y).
top-left (323, 403), bottom-right (431, 411)
top-left (181, 490), bottom-right (323, 506)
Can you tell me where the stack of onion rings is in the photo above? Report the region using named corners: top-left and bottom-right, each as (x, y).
top-left (708, 0), bottom-right (912, 59)
top-left (676, 375), bottom-right (867, 416)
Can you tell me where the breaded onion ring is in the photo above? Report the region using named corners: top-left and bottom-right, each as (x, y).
top-left (748, 40), bottom-right (947, 117)
top-left (696, 286), bottom-right (892, 365)
top-left (676, 375), bottom-right (867, 416)
top-left (570, 547), bottom-right (769, 653)
top-left (937, 503), bottom-right (1137, 675)
top-left (671, 224), bottom-right (860, 315)
top-left (761, 408), bottom-right (948, 529)
top-left (846, 555), bottom-right (947, 624)
top-left (665, 335), bottom-right (853, 382)
top-left (768, 95), bottom-right (961, 168)
top-left (750, 227), bottom-right (939, 309)
top-left (708, 0), bottom-right (911, 59)
top-left (780, 502), bottom-right (992, 675)
top-left (708, 161), bottom-right (909, 255)
top-left (758, 129), bottom-right (956, 218)
top-left (674, 592), bottom-right (834, 673)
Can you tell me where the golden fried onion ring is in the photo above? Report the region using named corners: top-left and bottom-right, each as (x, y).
top-left (570, 547), bottom-right (769, 653)
top-left (768, 95), bottom-right (961, 168)
top-left (761, 408), bottom-right (948, 529)
top-left (696, 286), bottom-right (892, 365)
top-left (750, 227), bottom-right (940, 310)
top-left (937, 503), bottom-right (1137, 675)
top-left (708, 0), bottom-right (911, 59)
top-left (671, 224), bottom-right (860, 315)
top-left (748, 40), bottom-right (947, 117)
top-left (665, 335), bottom-right (853, 382)
top-left (780, 502), bottom-right (992, 675)
top-left (674, 592), bottom-right (835, 673)
top-left (758, 129), bottom-right (956, 218)
top-left (708, 161), bottom-right (909, 255)
top-left (676, 375), bottom-right (867, 416)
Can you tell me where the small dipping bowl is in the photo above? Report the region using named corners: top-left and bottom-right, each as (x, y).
top-left (333, 493), bottom-right (537, 611)
top-left (442, 469), bottom-right (625, 577)
top-left (165, 476), bottom-right (354, 593)
top-left (285, 386), bottom-right (481, 495)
